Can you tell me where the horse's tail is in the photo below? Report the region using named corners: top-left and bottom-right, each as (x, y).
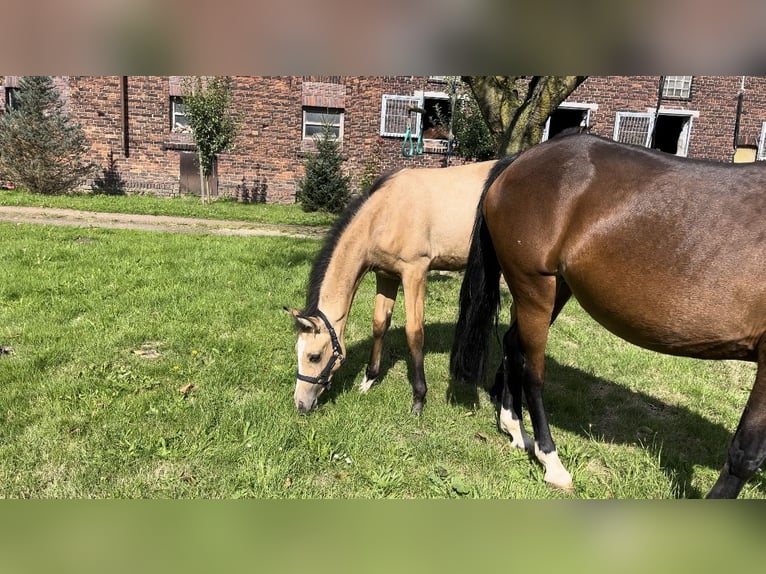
top-left (450, 155), bottom-right (517, 386)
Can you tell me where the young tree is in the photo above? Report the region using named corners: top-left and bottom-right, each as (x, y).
top-left (182, 76), bottom-right (238, 204)
top-left (298, 122), bottom-right (350, 214)
top-left (0, 76), bottom-right (95, 194)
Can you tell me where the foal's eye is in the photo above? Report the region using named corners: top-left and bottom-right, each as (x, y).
top-left (308, 353), bottom-right (322, 364)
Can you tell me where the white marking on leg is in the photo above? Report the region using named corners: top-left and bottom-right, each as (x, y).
top-left (498, 407), bottom-right (532, 450)
top-left (359, 375), bottom-right (376, 393)
top-left (534, 442), bottom-right (573, 491)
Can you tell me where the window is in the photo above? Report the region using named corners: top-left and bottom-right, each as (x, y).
top-left (421, 92), bottom-right (451, 141)
top-left (380, 92), bottom-right (452, 153)
top-left (4, 87), bottom-right (19, 112)
top-left (542, 103), bottom-right (597, 141)
top-left (652, 112), bottom-right (693, 156)
top-left (380, 94), bottom-right (423, 137)
top-left (171, 96), bottom-right (189, 132)
top-left (758, 122), bottom-right (766, 161)
top-left (662, 76), bottom-right (693, 99)
top-left (614, 109), bottom-right (695, 156)
top-left (303, 107), bottom-right (343, 140)
top-left (614, 111), bottom-right (654, 147)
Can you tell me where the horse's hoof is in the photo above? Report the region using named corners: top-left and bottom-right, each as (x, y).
top-left (546, 478), bottom-right (575, 493)
top-left (411, 401), bottom-right (424, 415)
top-left (359, 376), bottom-right (376, 393)
top-left (544, 470), bottom-right (574, 492)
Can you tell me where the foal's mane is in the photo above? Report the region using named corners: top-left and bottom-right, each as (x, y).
top-left (303, 170), bottom-right (401, 315)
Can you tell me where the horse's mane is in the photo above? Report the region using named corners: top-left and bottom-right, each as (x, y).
top-left (367, 169), bottom-right (401, 195)
top-left (304, 194), bottom-right (368, 314)
top-left (304, 170), bottom-right (405, 314)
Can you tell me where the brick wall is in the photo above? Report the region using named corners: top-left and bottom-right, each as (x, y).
top-left (63, 75), bottom-right (463, 203)
top-left (4, 76), bottom-right (766, 201)
top-left (567, 76), bottom-right (766, 162)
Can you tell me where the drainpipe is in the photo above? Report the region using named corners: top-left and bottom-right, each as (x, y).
top-left (649, 75), bottom-right (664, 148)
top-left (733, 76), bottom-right (745, 151)
top-left (121, 76), bottom-right (130, 158)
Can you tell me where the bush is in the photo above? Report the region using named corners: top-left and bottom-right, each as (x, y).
top-left (297, 124), bottom-right (350, 214)
top-left (0, 76), bottom-right (95, 194)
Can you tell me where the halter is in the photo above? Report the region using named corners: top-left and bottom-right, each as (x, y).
top-left (295, 309), bottom-right (345, 388)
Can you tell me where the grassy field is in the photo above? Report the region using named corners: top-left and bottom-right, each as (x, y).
top-left (0, 217), bottom-right (760, 498)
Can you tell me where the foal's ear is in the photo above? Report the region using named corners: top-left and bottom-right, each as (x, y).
top-left (284, 307), bottom-right (320, 333)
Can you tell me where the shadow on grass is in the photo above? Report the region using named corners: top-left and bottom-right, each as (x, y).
top-left (540, 358), bottom-right (748, 498)
top-left (320, 321), bottom-right (481, 409)
top-left (319, 321), bottom-right (757, 498)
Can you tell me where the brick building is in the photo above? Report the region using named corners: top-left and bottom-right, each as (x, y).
top-left (2, 75), bottom-right (766, 202)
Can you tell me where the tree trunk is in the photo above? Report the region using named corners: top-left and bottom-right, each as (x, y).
top-left (462, 76), bottom-right (587, 156)
top-left (198, 150), bottom-right (207, 204)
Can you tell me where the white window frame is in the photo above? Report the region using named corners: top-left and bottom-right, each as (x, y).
top-left (614, 109), bottom-right (697, 157)
top-left (662, 76), bottom-right (693, 99)
top-left (646, 107), bottom-right (697, 157)
top-left (4, 86), bottom-right (19, 112)
top-left (380, 94), bottom-right (423, 137)
top-left (171, 96), bottom-right (188, 131)
top-left (302, 107), bottom-right (344, 141)
top-left (758, 122), bottom-right (766, 160)
top-left (542, 102), bottom-right (598, 142)
top-left (416, 89), bottom-right (451, 142)
top-left (614, 111), bottom-right (655, 147)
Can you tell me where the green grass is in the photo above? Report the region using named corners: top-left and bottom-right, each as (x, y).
top-left (0, 189), bottom-right (336, 227)
top-left (0, 222), bottom-right (760, 498)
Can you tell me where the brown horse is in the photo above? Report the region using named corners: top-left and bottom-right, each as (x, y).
top-left (286, 160), bottom-right (496, 414)
top-left (450, 133), bottom-right (766, 498)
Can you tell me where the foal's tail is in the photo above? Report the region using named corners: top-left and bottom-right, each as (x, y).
top-left (450, 155), bottom-right (516, 386)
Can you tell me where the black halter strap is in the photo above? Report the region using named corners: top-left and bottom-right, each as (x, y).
top-left (296, 309), bottom-right (345, 388)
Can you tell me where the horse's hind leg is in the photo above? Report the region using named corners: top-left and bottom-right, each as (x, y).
top-left (707, 337), bottom-right (766, 498)
top-left (496, 322), bottom-right (532, 450)
top-left (495, 277), bottom-right (571, 451)
top-left (514, 275), bottom-right (574, 491)
top-left (361, 273), bottom-right (399, 392)
top-left (401, 266), bottom-right (428, 414)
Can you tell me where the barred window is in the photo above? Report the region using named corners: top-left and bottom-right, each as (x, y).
top-left (613, 112), bottom-right (654, 147)
top-left (380, 94), bottom-right (423, 137)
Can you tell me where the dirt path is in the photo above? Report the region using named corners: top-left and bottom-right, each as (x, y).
top-left (0, 206), bottom-right (328, 239)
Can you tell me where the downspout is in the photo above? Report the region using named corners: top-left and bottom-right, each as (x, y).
top-left (649, 75), bottom-right (664, 148)
top-left (732, 76), bottom-right (745, 151)
top-left (121, 76), bottom-right (130, 158)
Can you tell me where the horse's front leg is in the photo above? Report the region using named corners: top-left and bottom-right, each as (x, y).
top-left (514, 276), bottom-right (573, 491)
top-left (401, 266), bottom-right (428, 415)
top-left (361, 273), bottom-right (400, 392)
top-left (708, 337), bottom-right (766, 498)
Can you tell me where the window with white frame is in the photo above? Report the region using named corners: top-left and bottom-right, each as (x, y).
top-left (380, 92), bottom-right (452, 152)
top-left (614, 109), bottom-right (695, 156)
top-left (662, 76), bottom-right (693, 99)
top-left (303, 107), bottom-right (343, 140)
top-left (380, 94), bottom-right (423, 137)
top-left (4, 87), bottom-right (19, 112)
top-left (171, 96), bottom-right (189, 132)
top-left (614, 111), bottom-right (655, 147)
top-left (758, 122), bottom-right (766, 160)
top-left (542, 103), bottom-right (597, 141)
